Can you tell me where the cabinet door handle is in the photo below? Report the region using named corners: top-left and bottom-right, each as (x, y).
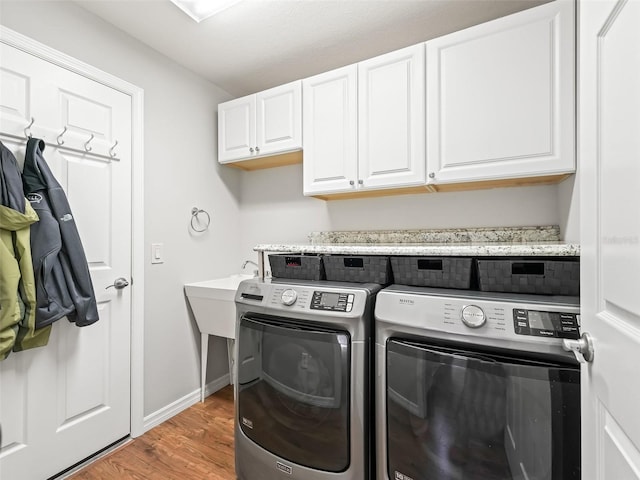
top-left (428, 172), bottom-right (435, 179)
top-left (255, 146), bottom-right (260, 152)
top-left (349, 180), bottom-right (355, 186)
top-left (249, 147), bottom-right (254, 153)
top-left (358, 179), bottom-right (363, 185)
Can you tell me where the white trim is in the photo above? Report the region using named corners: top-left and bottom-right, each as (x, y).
top-left (143, 375), bottom-right (231, 432)
top-left (0, 26), bottom-right (146, 439)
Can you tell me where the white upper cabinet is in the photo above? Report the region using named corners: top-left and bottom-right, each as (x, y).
top-left (218, 94), bottom-right (255, 163)
top-left (425, 0), bottom-right (575, 185)
top-left (358, 44), bottom-right (426, 190)
top-left (303, 44), bottom-right (426, 197)
top-left (218, 80), bottom-right (301, 165)
top-left (303, 65), bottom-right (358, 195)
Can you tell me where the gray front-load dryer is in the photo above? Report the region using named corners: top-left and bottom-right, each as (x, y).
top-left (234, 278), bottom-right (380, 480)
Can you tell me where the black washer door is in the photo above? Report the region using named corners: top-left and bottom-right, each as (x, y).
top-left (386, 339), bottom-right (580, 480)
top-left (237, 314), bottom-right (351, 472)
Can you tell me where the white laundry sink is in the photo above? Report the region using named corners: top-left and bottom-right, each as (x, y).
top-left (184, 274), bottom-right (253, 339)
top-left (185, 273), bottom-right (253, 401)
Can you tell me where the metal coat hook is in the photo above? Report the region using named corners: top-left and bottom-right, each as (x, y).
top-left (57, 126), bottom-right (68, 145)
top-left (84, 133), bottom-right (95, 152)
top-left (190, 207), bottom-right (211, 232)
top-left (109, 140), bottom-right (119, 158)
top-left (24, 117), bottom-right (35, 138)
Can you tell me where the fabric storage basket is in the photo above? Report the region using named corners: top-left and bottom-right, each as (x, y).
top-left (390, 257), bottom-right (473, 289)
top-left (323, 255), bottom-right (391, 284)
top-left (476, 258), bottom-right (580, 296)
top-left (269, 254), bottom-right (325, 281)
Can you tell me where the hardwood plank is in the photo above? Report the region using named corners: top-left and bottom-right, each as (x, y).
top-left (67, 386), bottom-right (236, 480)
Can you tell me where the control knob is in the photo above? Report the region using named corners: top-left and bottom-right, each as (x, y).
top-left (461, 305), bottom-right (486, 328)
top-left (281, 289), bottom-right (298, 306)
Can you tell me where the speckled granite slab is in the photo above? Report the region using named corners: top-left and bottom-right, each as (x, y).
top-left (255, 226), bottom-right (579, 257)
top-left (308, 226), bottom-right (561, 244)
top-left (254, 242), bottom-right (579, 257)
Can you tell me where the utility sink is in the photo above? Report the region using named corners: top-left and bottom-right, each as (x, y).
top-left (184, 274), bottom-right (254, 339)
top-left (185, 273), bottom-right (254, 401)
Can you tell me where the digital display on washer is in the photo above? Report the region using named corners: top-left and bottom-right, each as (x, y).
top-left (311, 291), bottom-right (354, 312)
top-left (527, 310), bottom-right (559, 330)
top-left (513, 309), bottom-right (580, 340)
top-left (319, 292), bottom-right (340, 307)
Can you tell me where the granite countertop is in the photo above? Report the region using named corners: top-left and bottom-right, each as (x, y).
top-left (254, 226), bottom-right (580, 257)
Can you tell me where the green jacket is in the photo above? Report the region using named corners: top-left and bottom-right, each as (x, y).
top-left (0, 200), bottom-right (52, 359)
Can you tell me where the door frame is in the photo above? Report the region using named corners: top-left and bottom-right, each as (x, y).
top-left (0, 26), bottom-right (146, 438)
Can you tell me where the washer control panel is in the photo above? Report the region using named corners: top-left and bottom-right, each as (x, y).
top-left (513, 309), bottom-right (580, 340)
top-left (310, 291), bottom-right (354, 312)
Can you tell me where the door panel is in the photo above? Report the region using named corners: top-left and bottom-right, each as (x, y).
top-left (0, 40), bottom-right (132, 480)
top-left (218, 95), bottom-right (255, 162)
top-left (580, 0), bottom-right (640, 478)
top-left (358, 44), bottom-right (426, 189)
top-left (426, 0), bottom-right (574, 183)
top-left (256, 81), bottom-right (301, 156)
top-left (303, 65), bottom-right (358, 195)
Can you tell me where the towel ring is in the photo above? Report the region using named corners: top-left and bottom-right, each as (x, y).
top-left (190, 207), bottom-right (211, 232)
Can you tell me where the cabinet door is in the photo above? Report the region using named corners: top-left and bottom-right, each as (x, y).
top-left (426, 0), bottom-right (575, 184)
top-left (303, 65), bottom-right (358, 195)
top-left (358, 44), bottom-right (426, 190)
top-left (255, 80), bottom-right (302, 157)
top-left (218, 93), bottom-right (255, 162)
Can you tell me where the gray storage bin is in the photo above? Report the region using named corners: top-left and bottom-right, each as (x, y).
top-left (269, 254), bottom-right (325, 281)
top-left (390, 257), bottom-right (473, 289)
top-left (477, 259), bottom-right (579, 296)
top-left (323, 255), bottom-right (391, 284)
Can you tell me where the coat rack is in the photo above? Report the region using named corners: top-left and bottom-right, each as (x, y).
top-left (2, 118), bottom-right (121, 161)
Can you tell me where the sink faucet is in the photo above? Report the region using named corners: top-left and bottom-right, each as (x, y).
top-left (242, 260), bottom-right (259, 277)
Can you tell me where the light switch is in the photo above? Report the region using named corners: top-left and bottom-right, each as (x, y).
top-left (151, 243), bottom-right (164, 264)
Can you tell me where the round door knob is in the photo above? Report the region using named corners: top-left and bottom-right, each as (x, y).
top-left (106, 277), bottom-right (130, 290)
top-left (428, 172), bottom-right (435, 179)
top-left (358, 179), bottom-right (363, 185)
top-left (255, 146), bottom-right (260, 152)
top-left (349, 180), bottom-right (355, 186)
top-left (249, 147), bottom-right (254, 153)
top-left (281, 289), bottom-right (298, 306)
top-left (461, 305), bottom-right (485, 328)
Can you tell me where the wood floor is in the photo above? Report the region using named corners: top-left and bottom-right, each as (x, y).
top-left (68, 386), bottom-right (236, 480)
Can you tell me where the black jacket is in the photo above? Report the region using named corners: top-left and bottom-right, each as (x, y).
top-left (22, 138), bottom-right (99, 327)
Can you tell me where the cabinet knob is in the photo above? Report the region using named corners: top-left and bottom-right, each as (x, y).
top-left (349, 180), bottom-right (355, 186)
top-left (255, 146), bottom-right (260, 152)
top-left (358, 179), bottom-right (363, 185)
top-left (249, 147), bottom-right (254, 153)
top-left (428, 172), bottom-right (435, 179)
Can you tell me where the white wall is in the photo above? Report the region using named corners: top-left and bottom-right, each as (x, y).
top-left (0, 1), bottom-right (242, 416)
top-left (239, 164), bottom-right (575, 264)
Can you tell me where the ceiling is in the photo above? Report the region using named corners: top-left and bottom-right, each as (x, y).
top-left (75, 0), bottom-right (548, 98)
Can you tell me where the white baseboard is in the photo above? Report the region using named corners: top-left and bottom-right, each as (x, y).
top-left (142, 373), bottom-right (231, 433)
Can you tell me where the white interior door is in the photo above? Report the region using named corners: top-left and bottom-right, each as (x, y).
top-left (580, 1), bottom-right (640, 478)
top-left (0, 41), bottom-right (133, 480)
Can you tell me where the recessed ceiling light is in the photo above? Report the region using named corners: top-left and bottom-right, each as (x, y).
top-left (169, 0), bottom-right (242, 23)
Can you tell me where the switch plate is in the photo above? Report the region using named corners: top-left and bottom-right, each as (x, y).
top-left (151, 243), bottom-right (164, 264)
